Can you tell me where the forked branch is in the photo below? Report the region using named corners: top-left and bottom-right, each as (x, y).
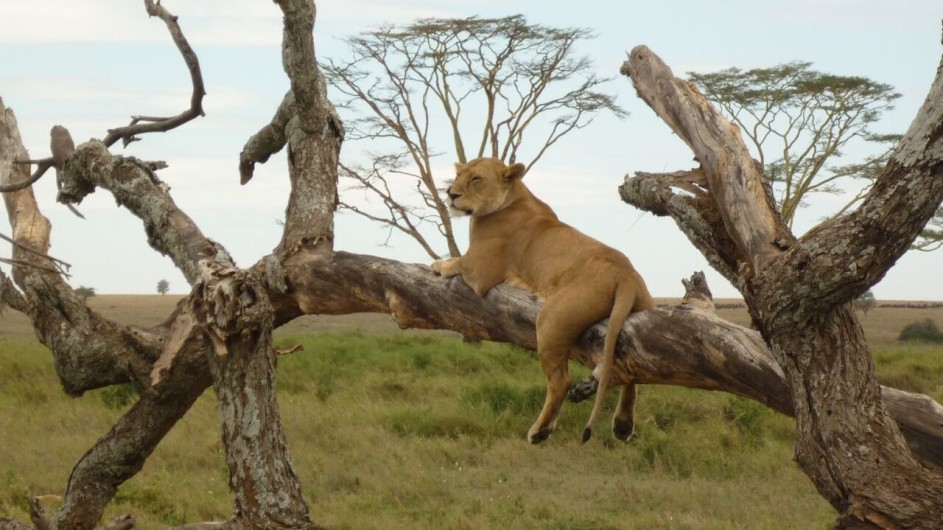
top-left (621, 47), bottom-right (793, 272)
top-left (0, 0), bottom-right (206, 194)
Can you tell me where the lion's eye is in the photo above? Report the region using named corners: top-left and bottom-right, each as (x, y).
top-left (470, 176), bottom-right (482, 184)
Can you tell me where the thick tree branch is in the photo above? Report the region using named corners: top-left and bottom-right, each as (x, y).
top-left (2, 94), bottom-right (215, 530)
top-left (55, 352), bottom-right (210, 530)
top-left (273, 0), bottom-right (343, 255)
top-left (269, 253), bottom-right (943, 470)
top-left (8, 2), bottom-right (323, 529)
top-left (239, 92), bottom-right (292, 184)
top-left (53, 110), bottom-right (318, 529)
top-left (620, 168), bottom-right (744, 290)
top-left (2, 100), bottom-right (159, 396)
top-left (59, 140), bottom-right (226, 287)
top-left (621, 47), bottom-right (794, 272)
top-left (758, 61), bottom-right (943, 315)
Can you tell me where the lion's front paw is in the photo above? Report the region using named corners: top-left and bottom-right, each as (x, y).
top-left (431, 257), bottom-right (460, 278)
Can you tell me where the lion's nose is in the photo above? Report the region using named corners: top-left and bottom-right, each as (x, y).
top-left (448, 192), bottom-right (461, 201)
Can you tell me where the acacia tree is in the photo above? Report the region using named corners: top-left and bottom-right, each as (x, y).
top-left (74, 286), bottom-right (96, 301)
top-left (687, 62), bottom-right (900, 230)
top-left (915, 207), bottom-right (943, 251)
top-left (322, 15), bottom-right (623, 259)
top-left (2, 2), bottom-right (943, 530)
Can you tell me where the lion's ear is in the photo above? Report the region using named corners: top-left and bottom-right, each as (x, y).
top-left (504, 162), bottom-right (526, 182)
top-left (454, 162), bottom-right (467, 173)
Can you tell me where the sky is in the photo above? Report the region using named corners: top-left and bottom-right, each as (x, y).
top-left (0, 0), bottom-right (941, 300)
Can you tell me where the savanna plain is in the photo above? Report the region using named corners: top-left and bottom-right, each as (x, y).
top-left (1, 295), bottom-right (941, 529)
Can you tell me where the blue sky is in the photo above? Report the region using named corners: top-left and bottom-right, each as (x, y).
top-left (1, 0), bottom-right (941, 299)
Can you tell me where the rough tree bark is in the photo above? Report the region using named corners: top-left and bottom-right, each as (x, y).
top-left (2, 2), bottom-right (943, 530)
top-left (620, 46), bottom-right (943, 528)
top-left (1, 0), bottom-right (326, 527)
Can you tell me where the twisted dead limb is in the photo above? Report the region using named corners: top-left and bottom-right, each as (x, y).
top-left (0, 0), bottom-right (207, 196)
top-left (1, 1), bottom-right (316, 527)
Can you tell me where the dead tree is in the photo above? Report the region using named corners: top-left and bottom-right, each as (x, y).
top-left (1, 1), bottom-right (942, 529)
top-left (1, 1), bottom-right (324, 528)
top-left (619, 46), bottom-right (943, 527)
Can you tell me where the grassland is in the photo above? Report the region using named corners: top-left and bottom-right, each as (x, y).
top-left (1, 296), bottom-right (941, 529)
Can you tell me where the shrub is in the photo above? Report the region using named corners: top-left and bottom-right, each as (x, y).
top-left (898, 319), bottom-right (943, 343)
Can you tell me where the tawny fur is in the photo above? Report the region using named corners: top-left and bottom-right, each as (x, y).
top-left (431, 157), bottom-right (653, 444)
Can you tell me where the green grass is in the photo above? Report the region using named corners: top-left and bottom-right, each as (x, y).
top-left (4, 324), bottom-right (941, 529)
top-left (872, 343), bottom-right (943, 401)
top-left (0, 333), bottom-right (836, 530)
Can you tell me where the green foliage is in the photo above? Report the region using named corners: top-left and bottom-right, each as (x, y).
top-left (688, 62), bottom-right (900, 229)
top-left (0, 468), bottom-right (29, 518)
top-left (156, 279), bottom-right (170, 295)
top-left (386, 408), bottom-right (492, 440)
top-left (898, 319), bottom-right (943, 343)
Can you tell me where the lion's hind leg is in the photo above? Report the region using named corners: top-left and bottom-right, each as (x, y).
top-left (527, 324), bottom-right (571, 444)
top-left (612, 382), bottom-right (637, 441)
top-left (527, 288), bottom-right (609, 444)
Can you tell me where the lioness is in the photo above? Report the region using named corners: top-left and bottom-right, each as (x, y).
top-left (431, 157), bottom-right (653, 444)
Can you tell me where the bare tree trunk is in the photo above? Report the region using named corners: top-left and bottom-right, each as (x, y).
top-left (620, 45), bottom-right (943, 528)
top-left (198, 274), bottom-right (316, 529)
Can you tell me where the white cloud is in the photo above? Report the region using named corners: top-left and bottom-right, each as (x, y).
top-left (0, 1), bottom-right (164, 44)
top-left (0, 0), bottom-right (506, 46)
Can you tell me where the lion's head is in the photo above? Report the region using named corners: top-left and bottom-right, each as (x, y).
top-left (446, 158), bottom-right (527, 217)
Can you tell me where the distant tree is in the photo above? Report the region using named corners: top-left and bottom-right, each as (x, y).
top-left (898, 319), bottom-right (943, 343)
top-left (853, 289), bottom-right (876, 315)
top-left (74, 286), bottom-right (96, 301)
top-left (687, 62), bottom-right (901, 229)
top-left (323, 15), bottom-right (624, 258)
top-left (157, 279), bottom-right (169, 295)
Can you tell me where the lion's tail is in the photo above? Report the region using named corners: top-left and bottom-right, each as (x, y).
top-left (582, 283), bottom-right (638, 443)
